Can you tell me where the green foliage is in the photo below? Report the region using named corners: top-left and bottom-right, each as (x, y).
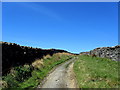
top-left (3, 74), bottom-right (19, 88)
top-left (73, 55), bottom-right (119, 88)
top-left (3, 53), bottom-right (74, 89)
top-left (3, 65), bottom-right (33, 88)
top-left (14, 65), bottom-right (33, 82)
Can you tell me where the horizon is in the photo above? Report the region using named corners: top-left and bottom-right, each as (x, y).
top-left (2, 2), bottom-right (118, 53)
top-left (1, 41), bottom-right (119, 54)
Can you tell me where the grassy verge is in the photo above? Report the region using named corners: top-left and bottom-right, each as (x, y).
top-left (2, 53), bottom-right (74, 89)
top-left (73, 55), bottom-right (119, 88)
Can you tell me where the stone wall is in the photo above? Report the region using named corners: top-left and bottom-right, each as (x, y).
top-left (80, 45), bottom-right (120, 61)
top-left (2, 42), bottom-right (72, 75)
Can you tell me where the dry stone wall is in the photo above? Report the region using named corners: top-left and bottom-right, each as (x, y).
top-left (80, 45), bottom-right (120, 61)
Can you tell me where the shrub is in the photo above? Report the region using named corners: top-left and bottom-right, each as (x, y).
top-left (14, 65), bottom-right (33, 82)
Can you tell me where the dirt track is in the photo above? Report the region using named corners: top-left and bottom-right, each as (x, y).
top-left (38, 57), bottom-right (78, 88)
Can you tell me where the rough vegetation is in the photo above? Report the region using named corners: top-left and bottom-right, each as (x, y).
top-left (73, 55), bottom-right (119, 88)
top-left (2, 53), bottom-right (74, 89)
top-left (2, 42), bottom-right (73, 75)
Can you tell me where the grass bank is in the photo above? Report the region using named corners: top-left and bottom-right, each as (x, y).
top-left (2, 53), bottom-right (74, 89)
top-left (73, 55), bottom-right (119, 88)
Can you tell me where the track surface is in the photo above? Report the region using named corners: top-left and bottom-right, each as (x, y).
top-left (39, 57), bottom-right (78, 88)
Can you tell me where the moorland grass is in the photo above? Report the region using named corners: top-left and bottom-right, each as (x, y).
top-left (73, 55), bottom-right (119, 88)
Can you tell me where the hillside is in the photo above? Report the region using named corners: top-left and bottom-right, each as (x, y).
top-left (1, 42), bottom-right (75, 75)
top-left (1, 42), bottom-right (76, 88)
top-left (1, 42), bottom-right (119, 89)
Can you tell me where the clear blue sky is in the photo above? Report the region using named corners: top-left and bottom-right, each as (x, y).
top-left (2, 2), bottom-right (118, 53)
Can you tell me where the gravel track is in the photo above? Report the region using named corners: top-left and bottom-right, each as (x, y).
top-left (38, 57), bottom-right (78, 88)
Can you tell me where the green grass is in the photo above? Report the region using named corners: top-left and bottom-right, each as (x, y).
top-left (2, 53), bottom-right (74, 89)
top-left (73, 55), bottom-right (119, 88)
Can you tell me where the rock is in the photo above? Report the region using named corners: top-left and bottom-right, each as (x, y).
top-left (80, 45), bottom-right (120, 61)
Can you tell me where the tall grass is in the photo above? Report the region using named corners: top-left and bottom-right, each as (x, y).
top-left (73, 55), bottom-right (119, 88)
top-left (2, 53), bottom-right (74, 89)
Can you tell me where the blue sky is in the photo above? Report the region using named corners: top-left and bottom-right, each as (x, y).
top-left (2, 2), bottom-right (118, 53)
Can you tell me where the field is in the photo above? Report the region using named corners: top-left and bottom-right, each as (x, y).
top-left (73, 55), bottom-right (119, 88)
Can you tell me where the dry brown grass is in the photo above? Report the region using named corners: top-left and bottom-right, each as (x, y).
top-left (0, 80), bottom-right (8, 88)
top-left (52, 52), bottom-right (74, 61)
top-left (54, 52), bottom-right (74, 56)
top-left (32, 53), bottom-right (73, 69)
top-left (43, 54), bottom-right (51, 59)
top-left (32, 59), bottom-right (44, 69)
